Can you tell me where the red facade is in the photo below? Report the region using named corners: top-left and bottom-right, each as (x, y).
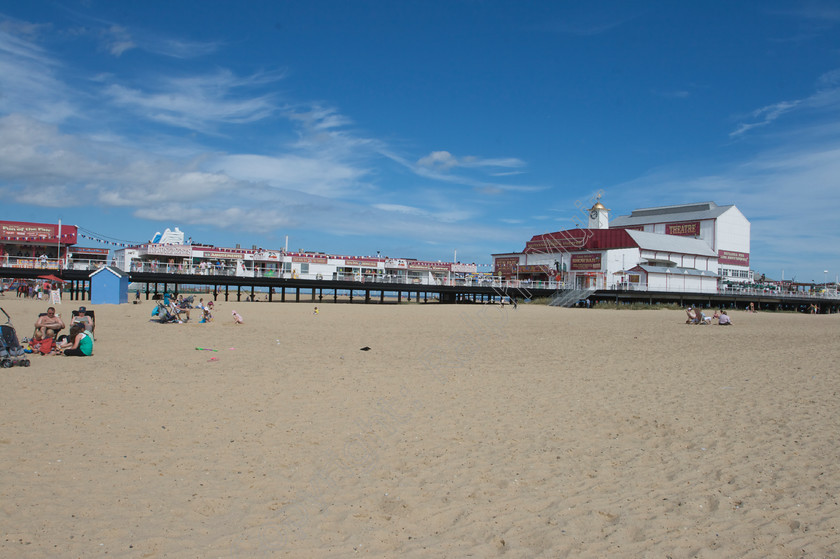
top-left (0, 221), bottom-right (78, 244)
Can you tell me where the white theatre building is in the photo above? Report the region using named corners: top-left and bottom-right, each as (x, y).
top-left (492, 199), bottom-right (752, 293)
top-left (609, 201), bottom-right (752, 283)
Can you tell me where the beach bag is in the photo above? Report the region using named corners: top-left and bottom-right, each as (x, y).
top-left (151, 306), bottom-right (159, 317)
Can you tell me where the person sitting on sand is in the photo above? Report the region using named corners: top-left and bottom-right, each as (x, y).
top-left (685, 307), bottom-right (699, 324)
top-left (169, 300), bottom-right (190, 322)
top-left (59, 324), bottom-right (93, 356)
top-left (33, 306), bottom-right (65, 340)
top-left (718, 311), bottom-right (732, 326)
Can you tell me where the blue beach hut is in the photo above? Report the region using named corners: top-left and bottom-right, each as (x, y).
top-left (89, 266), bottom-right (129, 304)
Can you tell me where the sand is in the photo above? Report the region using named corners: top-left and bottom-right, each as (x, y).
top-left (1, 296), bottom-right (839, 558)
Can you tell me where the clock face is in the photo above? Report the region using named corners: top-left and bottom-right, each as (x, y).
top-left (590, 209), bottom-right (598, 219)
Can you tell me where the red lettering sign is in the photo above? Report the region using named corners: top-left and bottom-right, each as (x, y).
top-left (494, 257), bottom-right (519, 274)
top-left (570, 253), bottom-right (602, 270)
top-left (718, 250), bottom-right (750, 266)
top-left (665, 221), bottom-right (700, 236)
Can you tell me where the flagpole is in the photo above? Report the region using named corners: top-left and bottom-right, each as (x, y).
top-left (57, 219), bottom-right (62, 270)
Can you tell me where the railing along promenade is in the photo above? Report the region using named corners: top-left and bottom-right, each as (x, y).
top-left (2, 257), bottom-right (839, 309)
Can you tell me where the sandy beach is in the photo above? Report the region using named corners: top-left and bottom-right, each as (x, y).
top-left (1, 296), bottom-right (839, 558)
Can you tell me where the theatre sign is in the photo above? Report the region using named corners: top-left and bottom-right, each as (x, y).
top-left (570, 253), bottom-right (602, 270)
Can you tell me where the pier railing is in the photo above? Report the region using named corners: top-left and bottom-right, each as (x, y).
top-left (4, 257), bottom-right (839, 301)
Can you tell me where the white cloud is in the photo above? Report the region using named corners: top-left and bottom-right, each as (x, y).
top-left (103, 70), bottom-right (280, 132)
top-left (730, 100), bottom-right (801, 137)
top-left (418, 150), bottom-right (458, 169)
top-left (207, 153), bottom-right (368, 198)
top-left (376, 148), bottom-right (540, 194)
top-left (0, 27), bottom-right (76, 122)
top-left (816, 68), bottom-right (840, 90)
top-left (373, 204), bottom-right (428, 216)
top-left (67, 10), bottom-right (221, 59)
top-left (104, 24), bottom-right (135, 56)
top-left (417, 150), bottom-right (526, 171)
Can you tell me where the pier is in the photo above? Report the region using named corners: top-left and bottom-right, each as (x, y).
top-left (3, 266), bottom-right (839, 312)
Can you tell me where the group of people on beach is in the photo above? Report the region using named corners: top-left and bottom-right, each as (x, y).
top-left (29, 305), bottom-right (95, 356)
top-left (8, 281), bottom-right (60, 300)
top-left (685, 307), bottom-right (732, 325)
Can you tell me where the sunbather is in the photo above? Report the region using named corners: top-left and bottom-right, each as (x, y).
top-left (34, 307), bottom-right (65, 340)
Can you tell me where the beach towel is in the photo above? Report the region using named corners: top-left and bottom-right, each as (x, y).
top-left (37, 337), bottom-right (54, 355)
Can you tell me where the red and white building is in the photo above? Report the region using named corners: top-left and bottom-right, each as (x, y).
top-left (0, 220), bottom-right (77, 269)
top-left (492, 199), bottom-right (751, 293)
top-left (609, 201), bottom-right (751, 283)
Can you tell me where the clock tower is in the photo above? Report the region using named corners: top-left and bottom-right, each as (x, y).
top-left (588, 197), bottom-right (609, 229)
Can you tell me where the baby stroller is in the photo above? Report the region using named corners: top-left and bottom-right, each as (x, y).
top-left (1, 307), bottom-right (30, 368)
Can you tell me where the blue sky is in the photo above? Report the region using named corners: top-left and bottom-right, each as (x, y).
top-left (1, 1), bottom-right (840, 282)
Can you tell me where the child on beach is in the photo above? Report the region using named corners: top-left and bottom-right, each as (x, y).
top-left (232, 310), bottom-right (243, 324)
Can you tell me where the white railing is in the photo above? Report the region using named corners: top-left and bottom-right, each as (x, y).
top-left (603, 282), bottom-right (840, 300)
top-left (7, 257), bottom-right (838, 301)
top-left (0, 256), bottom-right (110, 270)
top-left (1, 256), bottom-right (64, 269)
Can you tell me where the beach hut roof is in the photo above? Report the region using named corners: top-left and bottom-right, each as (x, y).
top-left (89, 265), bottom-right (126, 278)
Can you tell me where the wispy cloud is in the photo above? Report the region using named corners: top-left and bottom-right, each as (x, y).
top-left (417, 150), bottom-right (526, 171)
top-left (652, 89), bottom-right (691, 99)
top-left (206, 153), bottom-right (368, 198)
top-left (103, 24), bottom-right (134, 56)
top-left (103, 70), bottom-right (281, 132)
top-left (75, 10), bottom-right (222, 59)
top-left (0, 25), bottom-right (76, 122)
top-left (769, 3), bottom-right (840, 22)
top-left (730, 100), bottom-right (802, 137)
top-left (730, 67), bottom-right (840, 139)
top-left (378, 149), bottom-right (540, 194)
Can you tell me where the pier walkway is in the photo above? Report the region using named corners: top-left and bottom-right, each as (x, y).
top-left (2, 266), bottom-right (839, 312)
